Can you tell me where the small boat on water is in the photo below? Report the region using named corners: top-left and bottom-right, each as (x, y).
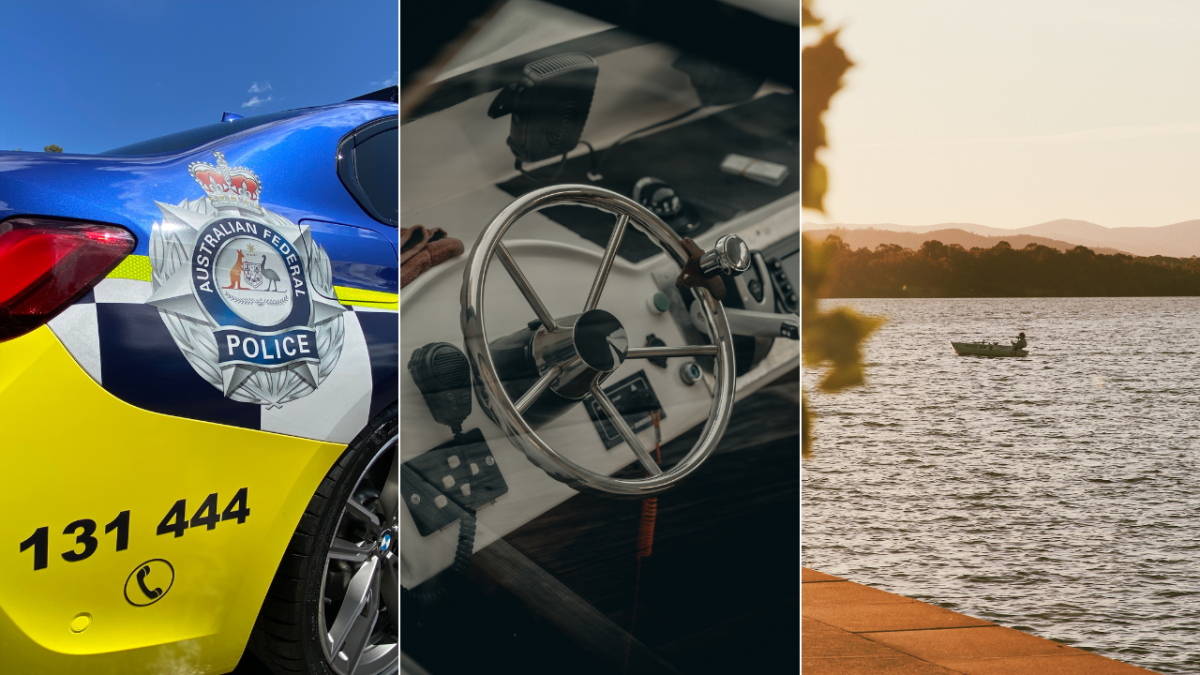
top-left (951, 341), bottom-right (1028, 357)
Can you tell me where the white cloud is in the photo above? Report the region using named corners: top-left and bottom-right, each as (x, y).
top-left (372, 71), bottom-right (398, 88)
top-left (248, 81), bottom-right (272, 94)
top-left (242, 95), bottom-right (273, 109)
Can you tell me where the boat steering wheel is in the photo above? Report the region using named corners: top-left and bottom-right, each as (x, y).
top-left (460, 185), bottom-right (738, 497)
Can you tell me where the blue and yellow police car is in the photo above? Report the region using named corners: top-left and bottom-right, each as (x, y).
top-left (0, 91), bottom-right (399, 675)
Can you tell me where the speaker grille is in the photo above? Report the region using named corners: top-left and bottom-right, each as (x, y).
top-left (526, 53), bottom-right (596, 78)
top-left (432, 347), bottom-right (469, 387)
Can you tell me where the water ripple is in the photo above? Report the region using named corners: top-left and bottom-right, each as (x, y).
top-left (803, 297), bottom-right (1200, 674)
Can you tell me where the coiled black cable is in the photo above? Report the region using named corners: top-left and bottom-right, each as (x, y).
top-left (400, 500), bottom-right (477, 606)
top-left (450, 506), bottom-right (477, 576)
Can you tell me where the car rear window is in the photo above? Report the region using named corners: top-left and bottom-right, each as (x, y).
top-left (101, 109), bottom-right (307, 156)
top-left (354, 126), bottom-right (398, 224)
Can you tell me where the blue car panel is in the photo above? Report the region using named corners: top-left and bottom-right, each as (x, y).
top-left (0, 102), bottom-right (398, 290)
top-left (5, 100), bottom-right (400, 442)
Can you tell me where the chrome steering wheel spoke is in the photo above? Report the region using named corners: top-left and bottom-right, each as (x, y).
top-left (495, 242), bottom-right (558, 332)
top-left (515, 364), bottom-right (565, 414)
top-left (590, 384), bottom-right (663, 477)
top-left (584, 213), bottom-right (629, 312)
top-left (461, 184), bottom-right (737, 497)
top-left (626, 344), bottom-right (719, 359)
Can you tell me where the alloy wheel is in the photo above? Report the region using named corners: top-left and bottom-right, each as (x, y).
top-left (318, 435), bottom-right (399, 675)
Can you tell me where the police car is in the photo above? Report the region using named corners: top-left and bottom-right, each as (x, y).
top-left (0, 90), bottom-right (399, 675)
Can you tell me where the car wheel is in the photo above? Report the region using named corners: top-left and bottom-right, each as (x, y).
top-left (251, 403), bottom-right (399, 675)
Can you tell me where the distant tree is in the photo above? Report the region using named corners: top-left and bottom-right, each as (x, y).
top-left (919, 240), bottom-right (949, 259)
top-left (802, 0), bottom-right (882, 457)
top-left (43, 144), bottom-right (63, 153)
top-left (812, 237), bottom-right (1200, 298)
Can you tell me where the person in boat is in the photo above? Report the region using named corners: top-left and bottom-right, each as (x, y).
top-left (1012, 332), bottom-right (1027, 351)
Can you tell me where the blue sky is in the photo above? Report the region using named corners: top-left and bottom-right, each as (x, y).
top-left (2, 1), bottom-right (397, 154)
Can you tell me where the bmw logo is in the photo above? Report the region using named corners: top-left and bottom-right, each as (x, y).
top-left (380, 533), bottom-right (392, 553)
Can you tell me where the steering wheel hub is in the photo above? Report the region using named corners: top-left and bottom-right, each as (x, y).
top-left (461, 184), bottom-right (737, 497)
top-left (530, 309), bottom-right (629, 401)
top-left (573, 309), bottom-right (629, 370)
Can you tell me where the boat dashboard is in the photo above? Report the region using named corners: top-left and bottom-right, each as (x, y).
top-left (399, 1), bottom-right (799, 589)
top-left (400, 196), bottom-right (799, 586)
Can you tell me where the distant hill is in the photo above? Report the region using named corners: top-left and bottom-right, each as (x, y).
top-left (804, 227), bottom-right (1128, 256)
top-left (804, 218), bottom-right (1200, 257)
top-left (820, 235), bottom-right (1200, 298)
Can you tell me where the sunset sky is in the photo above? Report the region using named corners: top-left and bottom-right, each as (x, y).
top-left (808, 1), bottom-right (1200, 230)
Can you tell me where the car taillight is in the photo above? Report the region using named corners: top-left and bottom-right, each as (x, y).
top-left (0, 217), bottom-right (136, 342)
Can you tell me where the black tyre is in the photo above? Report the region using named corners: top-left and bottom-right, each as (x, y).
top-left (250, 404), bottom-right (399, 675)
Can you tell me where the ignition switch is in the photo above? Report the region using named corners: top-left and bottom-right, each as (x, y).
top-left (679, 361), bottom-right (703, 386)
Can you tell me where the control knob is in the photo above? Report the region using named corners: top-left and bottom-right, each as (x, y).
top-left (698, 234), bottom-right (751, 277)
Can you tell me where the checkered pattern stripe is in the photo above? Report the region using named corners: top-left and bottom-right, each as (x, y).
top-left (48, 276), bottom-right (397, 444)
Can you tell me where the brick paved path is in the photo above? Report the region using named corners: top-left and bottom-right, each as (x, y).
top-left (802, 568), bottom-right (1159, 674)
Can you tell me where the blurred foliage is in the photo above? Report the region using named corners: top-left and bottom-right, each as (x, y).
top-left (801, 0), bottom-right (850, 213)
top-left (43, 144), bottom-right (63, 153)
top-left (802, 236), bottom-right (884, 455)
top-left (801, 1), bottom-right (880, 456)
top-left (814, 236), bottom-right (1200, 297)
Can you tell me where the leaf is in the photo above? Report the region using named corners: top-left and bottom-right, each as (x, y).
top-left (801, 4), bottom-right (879, 457)
top-left (803, 305), bottom-right (884, 392)
top-left (804, 161), bottom-right (829, 214)
top-left (801, 232), bottom-right (883, 453)
top-left (801, 0), bottom-right (822, 28)
top-left (802, 27), bottom-right (853, 212)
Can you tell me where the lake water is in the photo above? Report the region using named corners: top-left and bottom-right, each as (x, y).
top-left (803, 297), bottom-right (1200, 674)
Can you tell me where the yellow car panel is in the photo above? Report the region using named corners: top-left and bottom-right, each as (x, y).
top-left (0, 326), bottom-right (346, 674)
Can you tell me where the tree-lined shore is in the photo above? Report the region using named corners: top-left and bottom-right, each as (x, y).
top-left (819, 235), bottom-right (1200, 297)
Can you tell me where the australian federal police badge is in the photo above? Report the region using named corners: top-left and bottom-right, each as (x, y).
top-left (146, 151), bottom-right (346, 408)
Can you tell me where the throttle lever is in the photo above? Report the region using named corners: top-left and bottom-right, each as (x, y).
top-left (690, 302), bottom-right (799, 340)
top-left (675, 234), bottom-right (751, 301)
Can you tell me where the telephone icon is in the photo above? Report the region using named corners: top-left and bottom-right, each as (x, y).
top-left (123, 559), bottom-right (174, 607)
top-left (136, 565), bottom-right (162, 600)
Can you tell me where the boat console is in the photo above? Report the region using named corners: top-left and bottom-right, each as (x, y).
top-left (400, 3), bottom-right (799, 670)
top-left (400, 193), bottom-right (799, 586)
